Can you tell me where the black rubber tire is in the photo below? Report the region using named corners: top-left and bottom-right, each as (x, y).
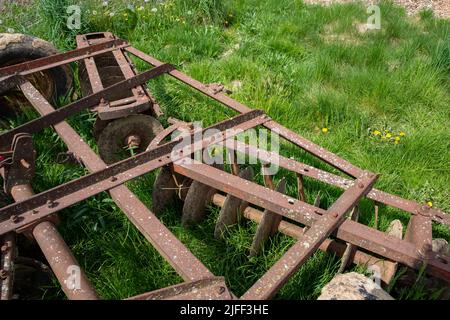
top-left (0, 33), bottom-right (73, 114)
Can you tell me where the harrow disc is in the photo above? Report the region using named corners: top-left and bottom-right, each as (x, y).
top-left (97, 114), bottom-right (163, 164)
top-left (249, 178), bottom-right (286, 256)
top-left (152, 166), bottom-right (192, 214)
top-left (214, 167), bottom-right (254, 239)
top-left (182, 163), bottom-right (223, 227)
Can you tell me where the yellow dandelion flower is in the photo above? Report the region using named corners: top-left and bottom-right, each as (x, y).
top-left (381, 135), bottom-right (387, 139)
top-left (395, 136), bottom-right (400, 141)
top-left (399, 132), bottom-right (406, 136)
top-left (386, 133), bottom-right (392, 138)
top-left (427, 201), bottom-right (433, 207)
top-left (394, 140), bottom-right (399, 144)
top-left (322, 127), bottom-right (329, 134)
top-left (373, 130), bottom-right (381, 136)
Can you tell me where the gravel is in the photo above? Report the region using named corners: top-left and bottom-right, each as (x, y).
top-left (303, 0), bottom-right (450, 19)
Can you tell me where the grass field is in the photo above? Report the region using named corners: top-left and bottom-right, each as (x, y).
top-left (1, 0), bottom-right (449, 300)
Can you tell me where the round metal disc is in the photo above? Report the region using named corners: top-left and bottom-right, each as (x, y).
top-left (182, 163), bottom-right (223, 227)
top-left (97, 115), bottom-right (163, 164)
top-left (92, 117), bottom-right (111, 141)
top-left (152, 166), bottom-right (192, 214)
top-left (214, 166), bottom-right (254, 239)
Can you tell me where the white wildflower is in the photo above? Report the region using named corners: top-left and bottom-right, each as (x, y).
top-left (151, 7), bottom-right (157, 13)
top-left (102, 1), bottom-right (108, 6)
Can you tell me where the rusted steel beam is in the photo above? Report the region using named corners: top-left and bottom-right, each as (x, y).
top-left (0, 39), bottom-right (128, 78)
top-left (7, 182), bottom-right (99, 300)
top-left (33, 221), bottom-right (99, 300)
top-left (249, 178), bottom-right (286, 256)
top-left (230, 141), bottom-right (449, 226)
top-left (405, 211), bottom-right (433, 258)
top-left (20, 80), bottom-right (214, 282)
top-left (76, 35), bottom-right (105, 94)
top-left (126, 277), bottom-right (234, 300)
top-left (241, 171), bottom-right (378, 299)
top-left (125, 47), bottom-right (449, 226)
top-left (174, 161), bottom-right (450, 282)
top-left (0, 110), bottom-right (267, 235)
top-left (0, 63), bottom-right (174, 150)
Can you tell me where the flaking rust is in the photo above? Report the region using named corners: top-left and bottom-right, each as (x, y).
top-left (0, 32), bottom-right (448, 300)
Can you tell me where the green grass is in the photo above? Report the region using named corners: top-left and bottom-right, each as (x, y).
top-left (1, 0), bottom-right (449, 300)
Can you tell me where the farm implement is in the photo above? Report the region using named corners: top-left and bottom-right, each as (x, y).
top-left (0, 32), bottom-right (448, 300)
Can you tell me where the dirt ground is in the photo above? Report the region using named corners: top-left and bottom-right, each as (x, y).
top-left (302, 0), bottom-right (450, 19)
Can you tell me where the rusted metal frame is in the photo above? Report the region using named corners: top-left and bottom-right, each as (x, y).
top-left (230, 141), bottom-right (450, 226)
top-left (227, 142), bottom-right (449, 280)
top-left (212, 193), bottom-right (398, 285)
top-left (172, 161), bottom-right (450, 282)
top-left (20, 80), bottom-right (214, 283)
top-left (241, 171), bottom-right (378, 299)
top-left (0, 39), bottom-right (129, 78)
top-left (76, 34), bottom-right (151, 120)
top-left (9, 183), bottom-right (99, 300)
top-left (0, 63), bottom-right (175, 150)
top-left (125, 47), bottom-right (449, 226)
top-left (175, 160), bottom-right (327, 225)
top-left (124, 47), bottom-right (363, 178)
top-left (0, 110), bottom-right (267, 235)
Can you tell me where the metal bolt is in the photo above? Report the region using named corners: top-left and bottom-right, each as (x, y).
top-left (358, 183), bottom-right (365, 189)
top-left (0, 269), bottom-right (7, 280)
top-left (32, 209), bottom-right (39, 215)
top-left (111, 176), bottom-right (118, 182)
top-left (332, 212), bottom-right (338, 218)
top-left (47, 200), bottom-right (58, 208)
top-left (218, 286), bottom-right (226, 295)
top-left (10, 214), bottom-right (19, 223)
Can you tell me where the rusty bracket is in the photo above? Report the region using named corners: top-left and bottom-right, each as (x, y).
top-left (2, 134), bottom-right (35, 195)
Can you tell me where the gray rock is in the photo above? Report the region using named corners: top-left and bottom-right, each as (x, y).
top-left (318, 272), bottom-right (394, 300)
top-left (432, 238), bottom-right (449, 257)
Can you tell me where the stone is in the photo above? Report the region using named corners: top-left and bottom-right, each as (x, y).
top-left (318, 272), bottom-right (394, 300)
top-left (432, 238), bottom-right (449, 257)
